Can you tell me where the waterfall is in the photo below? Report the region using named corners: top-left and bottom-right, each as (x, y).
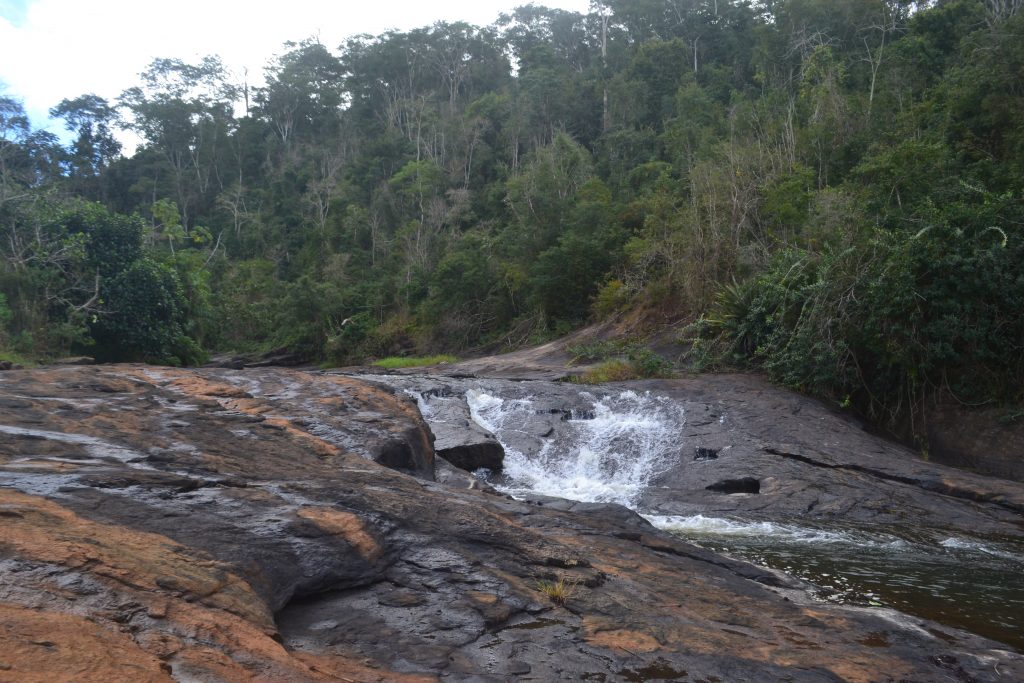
top-left (366, 374), bottom-right (1024, 648)
top-left (466, 388), bottom-right (686, 509)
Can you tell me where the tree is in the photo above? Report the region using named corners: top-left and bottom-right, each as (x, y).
top-left (50, 94), bottom-right (122, 190)
top-left (1, 200), bottom-right (146, 356)
top-left (256, 40), bottom-right (345, 145)
top-left (119, 56), bottom-right (239, 230)
top-left (0, 97), bottom-right (42, 206)
top-left (90, 258), bottom-right (197, 364)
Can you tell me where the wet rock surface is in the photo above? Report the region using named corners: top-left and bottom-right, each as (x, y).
top-left (413, 384), bottom-right (505, 472)
top-left (1, 365), bottom-right (1022, 682)
top-left (639, 374), bottom-right (1024, 532)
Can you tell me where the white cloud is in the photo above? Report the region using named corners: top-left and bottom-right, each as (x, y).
top-left (0, 0), bottom-right (591, 139)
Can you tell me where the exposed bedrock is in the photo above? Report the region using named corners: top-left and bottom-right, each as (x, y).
top-left (0, 365), bottom-right (1021, 682)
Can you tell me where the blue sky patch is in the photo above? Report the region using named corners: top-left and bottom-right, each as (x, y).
top-left (0, 0), bottom-right (29, 27)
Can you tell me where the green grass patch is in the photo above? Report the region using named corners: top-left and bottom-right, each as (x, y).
top-left (571, 359), bottom-right (641, 384)
top-left (0, 349), bottom-right (39, 368)
top-left (567, 338), bottom-right (674, 384)
top-left (371, 354), bottom-right (458, 369)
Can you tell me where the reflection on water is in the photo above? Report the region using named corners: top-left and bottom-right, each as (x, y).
top-left (651, 515), bottom-right (1024, 651)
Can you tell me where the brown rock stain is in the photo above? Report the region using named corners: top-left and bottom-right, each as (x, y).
top-left (297, 507), bottom-right (383, 561)
top-left (583, 618), bottom-right (662, 654)
top-left (0, 489), bottom-right (273, 630)
top-left (265, 418), bottom-right (344, 457)
top-left (0, 459), bottom-right (82, 472)
top-left (0, 603), bottom-right (171, 683)
top-left (225, 397), bottom-right (274, 414)
top-left (292, 652), bottom-right (439, 683)
top-left (166, 375), bottom-right (252, 399)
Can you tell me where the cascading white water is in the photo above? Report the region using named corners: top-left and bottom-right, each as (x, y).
top-left (466, 388), bottom-right (686, 508)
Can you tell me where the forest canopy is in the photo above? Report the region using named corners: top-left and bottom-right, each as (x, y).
top-left (1, 0), bottom-right (1021, 432)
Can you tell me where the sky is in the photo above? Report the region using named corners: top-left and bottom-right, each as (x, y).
top-left (0, 0), bottom-right (592, 140)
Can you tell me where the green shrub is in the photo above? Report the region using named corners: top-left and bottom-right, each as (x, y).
top-left (568, 338), bottom-right (674, 383)
top-left (698, 198), bottom-right (1024, 431)
top-left (628, 347), bottom-right (674, 378)
top-left (591, 279), bottom-right (632, 319)
top-left (572, 359), bottom-right (640, 383)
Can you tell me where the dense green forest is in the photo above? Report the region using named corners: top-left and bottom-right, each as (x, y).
top-left (1, 0), bottom-right (1022, 435)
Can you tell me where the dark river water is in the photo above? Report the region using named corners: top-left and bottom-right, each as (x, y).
top-left (653, 515), bottom-right (1024, 651)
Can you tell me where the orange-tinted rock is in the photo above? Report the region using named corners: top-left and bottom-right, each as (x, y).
top-left (0, 603), bottom-right (171, 683)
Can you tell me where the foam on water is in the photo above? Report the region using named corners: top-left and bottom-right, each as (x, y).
top-left (940, 536), bottom-right (1024, 562)
top-left (644, 514), bottom-right (913, 549)
top-left (467, 388), bottom-right (685, 508)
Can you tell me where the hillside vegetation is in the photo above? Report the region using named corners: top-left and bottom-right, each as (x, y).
top-left (1, 0), bottom-right (1021, 437)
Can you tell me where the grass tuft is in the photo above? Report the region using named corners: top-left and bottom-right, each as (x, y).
top-left (536, 577), bottom-right (578, 606)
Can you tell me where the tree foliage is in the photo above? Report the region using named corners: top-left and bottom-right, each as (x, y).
top-left (1, 1), bottom-right (1021, 435)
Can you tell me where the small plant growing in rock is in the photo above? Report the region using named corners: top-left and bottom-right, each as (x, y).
top-left (536, 577), bottom-right (577, 606)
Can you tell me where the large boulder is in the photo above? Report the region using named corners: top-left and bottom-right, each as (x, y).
top-left (413, 385), bottom-right (505, 472)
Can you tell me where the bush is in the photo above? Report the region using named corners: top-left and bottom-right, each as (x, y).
top-left (59, 201), bottom-right (144, 279)
top-left (591, 279), bottom-right (632, 319)
top-left (325, 312), bottom-right (375, 365)
top-left (90, 259), bottom-right (201, 365)
top-left (573, 359), bottom-right (640, 383)
top-left (698, 199), bottom-right (1024, 432)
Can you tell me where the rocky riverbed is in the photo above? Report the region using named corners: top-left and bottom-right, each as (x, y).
top-left (1, 364), bottom-right (1022, 682)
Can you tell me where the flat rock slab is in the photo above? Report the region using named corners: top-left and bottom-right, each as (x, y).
top-left (0, 365), bottom-right (1021, 682)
